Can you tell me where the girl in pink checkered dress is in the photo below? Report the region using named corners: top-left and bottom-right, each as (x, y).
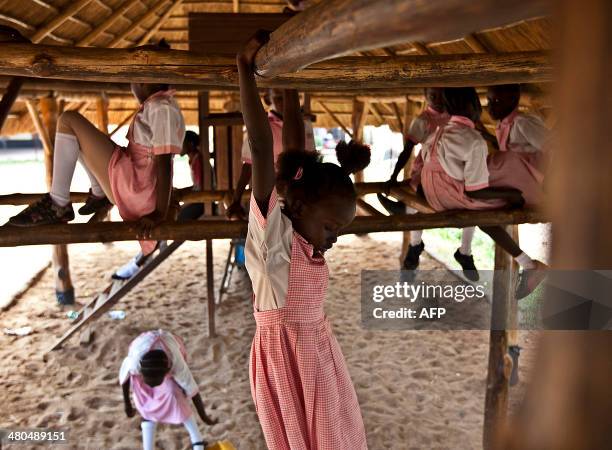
top-left (237, 33), bottom-right (369, 449)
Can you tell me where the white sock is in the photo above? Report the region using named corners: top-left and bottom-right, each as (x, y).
top-left (78, 155), bottom-right (105, 198)
top-left (114, 257), bottom-right (140, 279)
top-left (141, 421), bottom-right (156, 450)
top-left (405, 206), bottom-right (423, 246)
top-left (50, 133), bottom-right (80, 206)
top-left (459, 227), bottom-right (476, 255)
top-left (515, 252), bottom-right (536, 269)
top-left (183, 416), bottom-right (204, 449)
top-left (410, 230), bottom-right (423, 246)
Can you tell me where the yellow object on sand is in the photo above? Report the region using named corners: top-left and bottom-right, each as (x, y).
top-left (206, 441), bottom-right (236, 450)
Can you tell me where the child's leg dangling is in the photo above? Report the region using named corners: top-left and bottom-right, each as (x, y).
top-left (141, 420), bottom-right (157, 450)
top-left (183, 416), bottom-right (205, 450)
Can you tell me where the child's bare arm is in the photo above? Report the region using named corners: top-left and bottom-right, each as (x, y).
top-left (282, 89), bottom-right (305, 153)
top-left (122, 379), bottom-right (135, 417)
top-left (192, 393), bottom-right (218, 426)
top-left (237, 32), bottom-right (275, 213)
top-left (388, 139), bottom-right (416, 184)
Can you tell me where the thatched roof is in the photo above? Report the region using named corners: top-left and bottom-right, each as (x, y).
top-left (0, 0), bottom-right (551, 136)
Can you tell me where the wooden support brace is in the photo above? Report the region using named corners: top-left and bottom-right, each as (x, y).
top-left (138, 0), bottom-right (184, 46)
top-left (0, 77), bottom-right (24, 131)
top-left (0, 209), bottom-right (546, 247)
top-left (317, 101), bottom-right (352, 137)
top-left (109, 0), bottom-right (169, 48)
top-left (109, 109), bottom-right (137, 137)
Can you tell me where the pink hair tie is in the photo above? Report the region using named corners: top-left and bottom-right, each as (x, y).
top-left (293, 167), bottom-right (303, 180)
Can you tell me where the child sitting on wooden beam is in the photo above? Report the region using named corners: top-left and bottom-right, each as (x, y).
top-left (380, 87), bottom-right (480, 281)
top-left (7, 40), bottom-right (184, 260)
top-left (411, 87), bottom-right (547, 299)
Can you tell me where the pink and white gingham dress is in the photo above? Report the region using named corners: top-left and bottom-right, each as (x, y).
top-left (245, 189), bottom-right (367, 450)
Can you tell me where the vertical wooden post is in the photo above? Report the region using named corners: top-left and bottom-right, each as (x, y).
top-left (95, 93), bottom-right (109, 134)
top-left (351, 98), bottom-right (369, 183)
top-left (198, 91), bottom-right (213, 215)
top-left (40, 95), bottom-right (75, 304)
top-left (214, 126), bottom-right (230, 214)
top-left (399, 98), bottom-right (419, 264)
top-left (198, 91), bottom-right (216, 338)
top-left (507, 225), bottom-right (520, 346)
top-left (483, 226), bottom-right (514, 450)
top-left (500, 1), bottom-right (612, 448)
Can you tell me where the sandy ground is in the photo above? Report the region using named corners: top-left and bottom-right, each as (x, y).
top-left (0, 233), bottom-right (539, 450)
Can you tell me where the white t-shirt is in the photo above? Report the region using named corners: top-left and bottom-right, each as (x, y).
top-left (132, 94), bottom-right (185, 154)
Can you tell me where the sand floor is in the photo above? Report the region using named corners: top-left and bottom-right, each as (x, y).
top-left (0, 235), bottom-right (539, 450)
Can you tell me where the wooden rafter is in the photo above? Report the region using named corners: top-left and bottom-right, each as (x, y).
top-left (464, 33), bottom-right (490, 53)
top-left (108, 0), bottom-right (169, 48)
top-left (77, 0), bottom-right (142, 46)
top-left (138, 0), bottom-right (184, 46)
top-left (31, 0), bottom-right (94, 43)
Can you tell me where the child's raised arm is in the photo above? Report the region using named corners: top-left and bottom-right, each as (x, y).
top-left (282, 89), bottom-right (305, 153)
top-left (237, 32), bottom-right (275, 213)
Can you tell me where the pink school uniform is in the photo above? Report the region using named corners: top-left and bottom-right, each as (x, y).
top-left (488, 109), bottom-right (548, 206)
top-left (241, 111), bottom-right (316, 165)
top-left (119, 330), bottom-right (198, 424)
top-left (108, 90), bottom-right (186, 255)
top-left (245, 189), bottom-right (367, 450)
top-left (406, 106), bottom-right (451, 190)
top-left (418, 116), bottom-right (506, 211)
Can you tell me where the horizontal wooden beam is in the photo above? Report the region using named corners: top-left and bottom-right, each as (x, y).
top-left (0, 181), bottom-right (406, 205)
top-left (0, 208), bottom-right (546, 247)
top-left (0, 44), bottom-right (551, 89)
top-left (254, 0), bottom-right (548, 77)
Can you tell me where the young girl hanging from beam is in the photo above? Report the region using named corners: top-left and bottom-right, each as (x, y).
top-left (8, 40), bottom-right (184, 259)
top-left (410, 87), bottom-right (546, 299)
top-left (120, 330), bottom-right (217, 450)
top-left (238, 32), bottom-right (369, 449)
top-left (381, 87), bottom-right (480, 281)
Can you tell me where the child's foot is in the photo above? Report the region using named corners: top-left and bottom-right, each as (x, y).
top-left (8, 194), bottom-right (74, 226)
top-left (377, 193), bottom-right (406, 216)
top-left (112, 257), bottom-right (140, 280)
top-left (516, 260), bottom-right (548, 300)
top-left (508, 345), bottom-right (521, 386)
top-left (56, 288), bottom-right (75, 306)
top-left (78, 190), bottom-right (111, 215)
top-left (403, 242), bottom-right (424, 270)
top-left (454, 249), bottom-right (480, 281)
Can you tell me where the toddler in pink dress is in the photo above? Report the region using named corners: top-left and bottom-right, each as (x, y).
top-left (120, 330), bottom-right (217, 450)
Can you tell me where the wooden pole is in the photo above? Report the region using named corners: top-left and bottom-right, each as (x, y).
top-left (24, 99), bottom-right (53, 183)
top-left (77, 0), bottom-right (142, 46)
top-left (206, 239), bottom-right (215, 337)
top-left (0, 77), bottom-right (24, 131)
top-left (39, 95), bottom-right (75, 305)
top-left (483, 226), bottom-right (514, 449)
top-left (0, 44), bottom-right (552, 90)
top-left (253, 0), bottom-right (548, 77)
top-left (351, 99), bottom-right (369, 183)
top-left (0, 209), bottom-right (546, 247)
top-left (500, 0), bottom-right (612, 448)
top-left (198, 91), bottom-right (214, 215)
top-left (109, 109), bottom-right (137, 138)
top-left (31, 0), bottom-right (94, 43)
top-left (96, 94), bottom-right (109, 134)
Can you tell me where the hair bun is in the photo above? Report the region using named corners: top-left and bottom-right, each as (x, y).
top-left (335, 140), bottom-right (371, 175)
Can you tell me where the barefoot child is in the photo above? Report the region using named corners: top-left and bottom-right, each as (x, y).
top-left (487, 84), bottom-right (549, 206)
top-left (120, 330), bottom-right (217, 450)
top-left (413, 87), bottom-right (546, 298)
top-left (8, 41), bottom-right (184, 256)
top-left (226, 88), bottom-right (315, 221)
top-left (382, 87), bottom-right (479, 280)
top-left (238, 33), bottom-right (368, 449)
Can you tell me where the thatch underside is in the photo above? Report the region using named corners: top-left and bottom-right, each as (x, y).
top-left (0, 0), bottom-right (552, 136)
